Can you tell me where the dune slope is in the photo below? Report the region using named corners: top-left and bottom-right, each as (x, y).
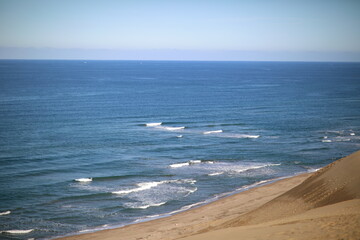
top-left (183, 150), bottom-right (360, 240)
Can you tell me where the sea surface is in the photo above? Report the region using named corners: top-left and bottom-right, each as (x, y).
top-left (0, 60), bottom-right (359, 239)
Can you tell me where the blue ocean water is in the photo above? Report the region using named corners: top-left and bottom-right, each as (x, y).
top-left (0, 60), bottom-right (359, 239)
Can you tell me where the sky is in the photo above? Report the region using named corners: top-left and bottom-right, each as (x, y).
top-left (0, 0), bottom-right (360, 61)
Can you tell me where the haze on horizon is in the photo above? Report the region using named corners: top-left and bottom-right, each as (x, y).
top-left (0, 0), bottom-right (360, 61)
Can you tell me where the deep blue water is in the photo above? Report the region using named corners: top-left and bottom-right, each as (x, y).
top-left (0, 60), bottom-right (359, 239)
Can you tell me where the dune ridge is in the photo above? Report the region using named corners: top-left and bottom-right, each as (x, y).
top-left (57, 151), bottom-right (360, 240)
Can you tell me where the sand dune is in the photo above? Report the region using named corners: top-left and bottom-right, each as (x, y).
top-left (58, 151), bottom-right (360, 240)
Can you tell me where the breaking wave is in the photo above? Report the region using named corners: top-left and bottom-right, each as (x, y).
top-left (1, 229), bottom-right (34, 234)
top-left (203, 130), bottom-right (223, 134)
top-left (146, 122), bottom-right (162, 127)
top-left (169, 160), bottom-right (214, 168)
top-left (74, 178), bottom-right (93, 182)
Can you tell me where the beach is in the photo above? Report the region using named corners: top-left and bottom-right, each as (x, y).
top-left (58, 151), bottom-right (360, 240)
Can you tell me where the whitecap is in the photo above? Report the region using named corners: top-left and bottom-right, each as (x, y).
top-left (208, 172), bottom-right (224, 176)
top-left (127, 202), bottom-right (167, 209)
top-left (189, 160), bottom-right (202, 164)
top-left (146, 122), bottom-right (162, 127)
top-left (225, 134), bottom-right (260, 139)
top-left (180, 179), bottom-right (197, 184)
top-left (203, 130), bottom-right (223, 134)
top-left (176, 135), bottom-right (183, 138)
top-left (1, 229), bottom-right (34, 234)
top-left (322, 140), bottom-right (332, 143)
top-left (112, 181), bottom-right (166, 195)
top-left (235, 163), bottom-right (281, 173)
top-left (169, 160), bottom-right (213, 168)
top-left (74, 178), bottom-right (92, 182)
top-left (0, 211), bottom-right (11, 216)
top-left (162, 126), bottom-right (185, 131)
top-left (350, 133), bottom-right (355, 136)
top-left (169, 162), bottom-right (190, 168)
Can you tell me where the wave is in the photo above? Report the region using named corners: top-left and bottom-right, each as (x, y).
top-left (145, 122), bottom-right (162, 127)
top-left (112, 179), bottom-right (196, 195)
top-left (0, 211), bottom-right (11, 216)
top-left (169, 160), bottom-right (214, 168)
top-left (207, 163), bottom-right (281, 176)
top-left (1, 229), bottom-right (33, 234)
top-left (161, 126), bottom-right (185, 131)
top-left (222, 134), bottom-right (260, 139)
top-left (74, 178), bottom-right (92, 182)
top-left (207, 172), bottom-right (224, 176)
top-left (203, 130), bottom-right (223, 134)
top-left (234, 163), bottom-right (280, 173)
top-left (125, 202), bottom-right (167, 209)
top-left (78, 174), bottom-right (175, 182)
top-left (176, 135), bottom-right (183, 138)
top-left (112, 181), bottom-right (165, 195)
top-left (206, 123), bottom-right (246, 127)
top-left (145, 123), bottom-right (185, 131)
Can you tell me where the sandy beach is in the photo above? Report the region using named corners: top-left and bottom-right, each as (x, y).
top-left (58, 151), bottom-right (360, 240)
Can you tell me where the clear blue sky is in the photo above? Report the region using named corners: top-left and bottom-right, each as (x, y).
top-left (0, 0), bottom-right (360, 61)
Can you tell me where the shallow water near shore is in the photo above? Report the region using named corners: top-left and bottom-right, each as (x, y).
top-left (0, 60), bottom-right (359, 239)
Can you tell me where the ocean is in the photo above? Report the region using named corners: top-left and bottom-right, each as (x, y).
top-left (0, 60), bottom-right (359, 239)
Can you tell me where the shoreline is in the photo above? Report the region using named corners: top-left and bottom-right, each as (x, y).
top-left (56, 172), bottom-right (312, 240)
top-left (55, 173), bottom-right (307, 238)
top-left (56, 150), bottom-right (360, 240)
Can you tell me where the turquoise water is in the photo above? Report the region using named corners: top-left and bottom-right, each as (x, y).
top-left (0, 60), bottom-right (359, 239)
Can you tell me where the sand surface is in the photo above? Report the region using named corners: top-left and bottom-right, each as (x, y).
top-left (58, 151), bottom-right (360, 240)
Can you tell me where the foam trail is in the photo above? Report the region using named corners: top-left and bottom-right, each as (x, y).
top-left (162, 126), bottom-right (185, 131)
top-left (75, 178), bottom-right (93, 182)
top-left (169, 160), bottom-right (213, 168)
top-left (112, 181), bottom-right (166, 195)
top-left (1, 229), bottom-right (34, 234)
top-left (0, 211), bottom-right (11, 216)
top-left (208, 172), bottom-right (224, 176)
top-left (169, 162), bottom-right (189, 168)
top-left (234, 163), bottom-right (281, 173)
top-left (146, 122), bottom-right (162, 127)
top-left (203, 130), bottom-right (223, 134)
top-left (129, 202), bottom-right (167, 209)
top-left (226, 134), bottom-right (260, 139)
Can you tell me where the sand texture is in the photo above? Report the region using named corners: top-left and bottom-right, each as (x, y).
top-left (58, 151), bottom-right (360, 240)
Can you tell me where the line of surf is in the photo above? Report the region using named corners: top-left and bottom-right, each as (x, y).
top-left (112, 179), bottom-right (196, 195)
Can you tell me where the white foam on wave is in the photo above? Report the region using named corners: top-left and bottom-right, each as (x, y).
top-left (208, 172), bottom-right (224, 176)
top-left (222, 134), bottom-right (260, 139)
top-left (350, 132), bottom-right (356, 136)
top-left (169, 160), bottom-right (214, 168)
top-left (146, 122), bottom-right (162, 127)
top-left (207, 163), bottom-right (281, 177)
top-left (322, 139), bottom-right (332, 143)
top-left (112, 181), bottom-right (165, 195)
top-left (161, 126), bottom-right (185, 131)
top-left (112, 179), bottom-right (196, 195)
top-left (169, 162), bottom-right (189, 168)
top-left (127, 202), bottom-right (167, 209)
top-left (74, 178), bottom-right (92, 182)
top-left (176, 135), bottom-right (183, 138)
top-left (0, 211), bottom-right (11, 216)
top-left (1, 229), bottom-right (34, 234)
top-left (234, 163), bottom-right (280, 173)
top-left (203, 130), bottom-right (223, 134)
